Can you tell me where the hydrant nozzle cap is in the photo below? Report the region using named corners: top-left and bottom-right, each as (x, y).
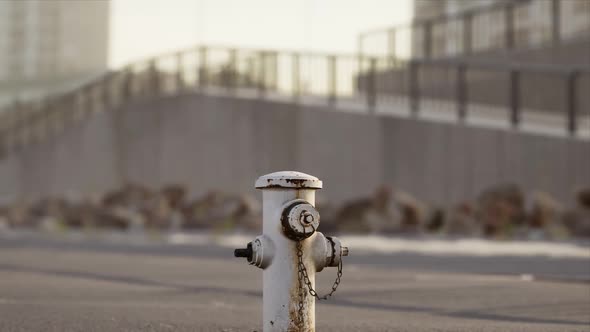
top-left (255, 171), bottom-right (322, 189)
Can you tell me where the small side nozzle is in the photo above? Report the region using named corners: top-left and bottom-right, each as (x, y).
top-left (234, 242), bottom-right (253, 261)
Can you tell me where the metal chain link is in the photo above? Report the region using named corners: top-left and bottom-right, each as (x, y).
top-left (296, 241), bottom-right (307, 327)
top-left (294, 212), bottom-right (343, 327)
top-left (296, 237), bottom-right (342, 302)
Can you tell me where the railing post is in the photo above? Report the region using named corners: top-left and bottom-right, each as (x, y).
top-left (40, 100), bottom-right (50, 141)
top-left (551, 0), bottom-right (561, 45)
top-left (246, 56), bottom-right (256, 89)
top-left (11, 107), bottom-right (20, 147)
top-left (387, 28), bottom-right (396, 60)
top-left (198, 46), bottom-right (208, 89)
top-left (566, 71), bottom-right (578, 136)
top-left (367, 57), bottom-right (377, 113)
top-left (456, 64), bottom-right (467, 121)
top-left (64, 93), bottom-right (75, 128)
top-left (49, 98), bottom-right (59, 135)
top-left (328, 55), bottom-right (337, 105)
top-left (505, 4), bottom-right (515, 50)
top-left (148, 60), bottom-right (159, 96)
top-left (59, 97), bottom-right (68, 134)
top-left (123, 68), bottom-right (133, 101)
top-left (357, 34), bottom-right (365, 73)
top-left (269, 51), bottom-right (278, 91)
top-left (76, 90), bottom-right (85, 120)
top-left (16, 105), bottom-right (24, 149)
top-left (52, 97), bottom-right (62, 135)
top-left (18, 103), bottom-right (24, 150)
top-left (55, 98), bottom-right (64, 135)
top-left (228, 48), bottom-right (238, 93)
top-left (102, 74), bottom-right (111, 112)
top-left (2, 110), bottom-right (9, 154)
top-left (39, 100), bottom-right (47, 140)
top-left (30, 105), bottom-right (39, 143)
top-left (258, 51), bottom-right (266, 98)
top-left (509, 69), bottom-right (520, 128)
top-left (0, 113), bottom-right (5, 157)
top-left (176, 52), bottom-right (184, 93)
top-left (409, 61), bottom-right (419, 116)
top-left (463, 13), bottom-right (473, 55)
top-left (11, 101), bottom-right (19, 151)
top-left (0, 120), bottom-right (5, 158)
top-left (32, 105), bottom-right (40, 143)
top-left (423, 21), bottom-right (433, 59)
top-left (38, 103), bottom-right (46, 141)
top-left (83, 86), bottom-right (93, 118)
top-left (292, 52), bottom-right (300, 101)
top-left (6, 102), bottom-right (18, 152)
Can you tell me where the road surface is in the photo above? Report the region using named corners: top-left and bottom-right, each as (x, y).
top-left (0, 231), bottom-right (589, 331)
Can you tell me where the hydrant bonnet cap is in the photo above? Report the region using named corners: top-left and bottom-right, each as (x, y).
top-left (255, 171), bottom-right (322, 189)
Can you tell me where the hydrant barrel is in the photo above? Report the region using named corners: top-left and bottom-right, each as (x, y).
top-left (256, 171), bottom-right (322, 332)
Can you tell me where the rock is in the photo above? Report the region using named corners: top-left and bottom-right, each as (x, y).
top-left (335, 186), bottom-right (401, 234)
top-left (395, 191), bottom-right (427, 234)
top-left (425, 208), bottom-right (445, 233)
top-left (444, 202), bottom-right (478, 236)
top-left (181, 191), bottom-right (261, 231)
top-left (0, 215), bottom-right (9, 232)
top-left (526, 191), bottom-right (567, 240)
top-left (577, 188), bottom-right (590, 209)
top-left (562, 188), bottom-right (590, 238)
top-left (476, 184), bottom-right (525, 238)
top-left (5, 201), bottom-right (35, 228)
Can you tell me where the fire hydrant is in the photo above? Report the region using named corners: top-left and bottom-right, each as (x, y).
top-left (234, 171), bottom-right (348, 332)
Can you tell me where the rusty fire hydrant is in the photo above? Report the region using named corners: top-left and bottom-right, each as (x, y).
top-left (234, 171), bottom-right (348, 332)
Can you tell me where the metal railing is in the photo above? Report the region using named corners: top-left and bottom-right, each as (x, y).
top-left (359, 0), bottom-right (590, 59)
top-left (0, 45), bottom-right (588, 159)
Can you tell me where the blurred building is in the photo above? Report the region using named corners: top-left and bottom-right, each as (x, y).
top-left (414, 0), bottom-right (513, 20)
top-left (412, 0), bottom-right (590, 59)
top-left (0, 0), bottom-right (110, 108)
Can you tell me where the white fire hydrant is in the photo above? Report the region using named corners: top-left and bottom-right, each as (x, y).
top-left (234, 171), bottom-right (348, 332)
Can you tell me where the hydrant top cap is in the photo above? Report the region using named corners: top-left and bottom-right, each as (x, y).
top-left (255, 171), bottom-right (323, 189)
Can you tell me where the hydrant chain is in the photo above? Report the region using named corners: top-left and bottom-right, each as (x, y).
top-left (296, 241), bottom-right (343, 301)
top-left (296, 246), bottom-right (307, 328)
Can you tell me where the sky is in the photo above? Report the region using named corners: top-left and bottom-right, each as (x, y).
top-left (109, 0), bottom-right (413, 68)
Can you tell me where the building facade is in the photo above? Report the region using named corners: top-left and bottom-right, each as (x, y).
top-left (0, 0), bottom-right (109, 107)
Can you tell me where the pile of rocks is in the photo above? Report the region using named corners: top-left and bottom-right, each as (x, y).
top-left (320, 185), bottom-right (590, 240)
top-left (1, 183), bottom-right (589, 239)
top-left (0, 183), bottom-right (261, 233)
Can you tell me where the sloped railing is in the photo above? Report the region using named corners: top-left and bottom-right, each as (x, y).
top-left (0, 45), bottom-right (588, 160)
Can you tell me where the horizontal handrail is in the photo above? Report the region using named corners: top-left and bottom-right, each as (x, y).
top-left (412, 58), bottom-right (590, 75)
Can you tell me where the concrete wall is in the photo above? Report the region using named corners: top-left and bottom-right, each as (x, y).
top-left (0, 93), bottom-right (588, 206)
top-left (381, 117), bottom-right (590, 205)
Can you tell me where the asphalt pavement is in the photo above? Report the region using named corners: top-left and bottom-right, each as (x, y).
top-left (0, 231), bottom-right (589, 331)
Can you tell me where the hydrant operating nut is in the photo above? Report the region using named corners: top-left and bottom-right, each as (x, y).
top-left (281, 199), bottom-right (320, 241)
